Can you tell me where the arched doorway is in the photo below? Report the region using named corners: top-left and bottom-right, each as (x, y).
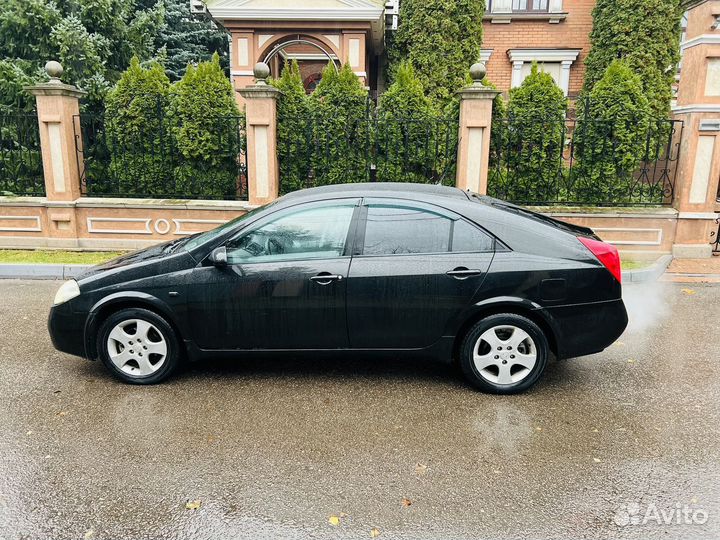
top-left (261, 35), bottom-right (340, 93)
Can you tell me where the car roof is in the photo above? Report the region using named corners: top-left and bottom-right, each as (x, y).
top-left (278, 182), bottom-right (471, 202)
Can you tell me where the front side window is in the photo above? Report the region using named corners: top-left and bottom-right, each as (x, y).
top-left (361, 204), bottom-right (494, 256)
top-left (226, 204), bottom-right (355, 264)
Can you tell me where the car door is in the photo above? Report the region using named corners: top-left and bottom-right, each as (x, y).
top-left (346, 198), bottom-right (495, 349)
top-left (188, 198), bottom-right (361, 350)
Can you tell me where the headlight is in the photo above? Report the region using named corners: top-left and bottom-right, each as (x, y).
top-left (53, 280), bottom-right (81, 306)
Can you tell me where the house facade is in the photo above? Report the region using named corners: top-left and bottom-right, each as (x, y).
top-left (199, 0), bottom-right (596, 102)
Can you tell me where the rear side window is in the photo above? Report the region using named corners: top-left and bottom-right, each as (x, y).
top-left (361, 204), bottom-right (494, 255)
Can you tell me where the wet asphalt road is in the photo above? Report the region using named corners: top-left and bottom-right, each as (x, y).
top-left (0, 279), bottom-right (719, 540)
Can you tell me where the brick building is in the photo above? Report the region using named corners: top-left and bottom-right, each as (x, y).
top-left (200, 0), bottom-right (596, 102)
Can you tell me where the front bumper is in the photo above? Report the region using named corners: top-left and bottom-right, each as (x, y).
top-left (48, 301), bottom-right (87, 359)
top-left (543, 298), bottom-right (628, 359)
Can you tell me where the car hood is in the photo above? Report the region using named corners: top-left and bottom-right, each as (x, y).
top-left (75, 240), bottom-right (180, 281)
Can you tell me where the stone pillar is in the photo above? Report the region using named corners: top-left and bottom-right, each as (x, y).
top-left (237, 63), bottom-right (281, 206)
top-left (25, 61), bottom-right (86, 244)
top-left (456, 63), bottom-right (500, 195)
top-left (672, 0), bottom-right (720, 258)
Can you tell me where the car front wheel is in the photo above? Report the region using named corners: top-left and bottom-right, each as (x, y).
top-left (459, 313), bottom-right (548, 394)
top-left (97, 308), bottom-right (180, 384)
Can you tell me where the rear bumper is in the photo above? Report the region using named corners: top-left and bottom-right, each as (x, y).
top-left (542, 298), bottom-right (628, 359)
top-left (48, 302), bottom-right (87, 359)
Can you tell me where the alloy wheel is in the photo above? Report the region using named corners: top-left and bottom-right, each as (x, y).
top-left (106, 319), bottom-right (168, 377)
top-left (472, 325), bottom-right (537, 385)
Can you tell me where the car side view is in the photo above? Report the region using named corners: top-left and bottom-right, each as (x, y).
top-left (48, 183), bottom-right (628, 393)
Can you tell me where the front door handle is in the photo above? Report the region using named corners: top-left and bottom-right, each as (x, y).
top-left (446, 267), bottom-right (483, 279)
top-left (310, 273), bottom-right (343, 285)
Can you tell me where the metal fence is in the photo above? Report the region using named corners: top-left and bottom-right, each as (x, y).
top-left (488, 115), bottom-right (683, 206)
top-left (278, 108), bottom-right (459, 194)
top-left (73, 113), bottom-right (247, 200)
top-left (712, 216), bottom-right (720, 255)
top-left (0, 113), bottom-right (45, 196)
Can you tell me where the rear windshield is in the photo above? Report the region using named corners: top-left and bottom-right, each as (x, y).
top-left (468, 193), bottom-right (596, 238)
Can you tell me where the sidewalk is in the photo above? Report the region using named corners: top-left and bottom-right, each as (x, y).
top-left (661, 256), bottom-right (720, 283)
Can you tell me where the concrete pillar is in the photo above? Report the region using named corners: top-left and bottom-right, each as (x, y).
top-left (25, 62), bottom-right (86, 202)
top-left (672, 0), bottom-right (720, 258)
top-left (237, 63), bottom-right (281, 206)
top-left (456, 63), bottom-right (500, 195)
top-left (25, 61), bottom-right (86, 244)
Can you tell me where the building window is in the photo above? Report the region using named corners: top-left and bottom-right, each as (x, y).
top-left (508, 49), bottom-right (581, 96)
top-left (511, 0), bottom-right (549, 12)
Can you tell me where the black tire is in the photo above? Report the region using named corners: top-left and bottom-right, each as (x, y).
top-left (97, 307), bottom-right (181, 384)
top-left (459, 313), bottom-right (548, 394)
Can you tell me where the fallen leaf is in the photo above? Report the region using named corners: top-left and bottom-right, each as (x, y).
top-left (415, 463), bottom-right (427, 474)
top-left (593, 458), bottom-right (602, 463)
top-left (328, 515), bottom-right (340, 526)
top-left (592, 429), bottom-right (599, 433)
top-left (185, 500), bottom-right (202, 510)
top-left (401, 497), bottom-right (412, 507)
top-left (84, 528), bottom-right (94, 539)
top-left (370, 527), bottom-right (381, 537)
top-left (56, 411), bottom-right (67, 417)
top-left (691, 497), bottom-right (698, 504)
top-left (26, 431), bottom-right (33, 436)
top-left (535, 426), bottom-right (542, 431)
top-left (627, 359), bottom-right (636, 364)
top-left (681, 288), bottom-right (696, 295)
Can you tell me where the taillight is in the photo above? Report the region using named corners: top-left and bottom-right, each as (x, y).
top-left (578, 236), bottom-right (622, 283)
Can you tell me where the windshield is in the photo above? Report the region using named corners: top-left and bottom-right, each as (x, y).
top-left (181, 202), bottom-right (277, 253)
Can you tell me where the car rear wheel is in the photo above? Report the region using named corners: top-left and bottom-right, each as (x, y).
top-left (97, 308), bottom-right (180, 384)
top-left (459, 313), bottom-right (548, 394)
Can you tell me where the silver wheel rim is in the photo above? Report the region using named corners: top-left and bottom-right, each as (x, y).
top-left (106, 319), bottom-right (167, 377)
top-left (473, 325), bottom-right (537, 385)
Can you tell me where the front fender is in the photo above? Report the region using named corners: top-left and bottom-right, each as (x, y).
top-left (83, 291), bottom-right (182, 360)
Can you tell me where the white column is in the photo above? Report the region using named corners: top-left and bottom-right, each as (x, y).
top-left (511, 61), bottom-right (524, 88)
top-left (559, 60), bottom-right (573, 96)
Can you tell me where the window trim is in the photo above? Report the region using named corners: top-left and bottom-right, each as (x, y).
top-left (222, 198), bottom-right (362, 265)
top-left (354, 198), bottom-right (496, 258)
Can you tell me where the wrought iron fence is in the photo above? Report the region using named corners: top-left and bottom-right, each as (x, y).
top-left (0, 113), bottom-right (44, 196)
top-left (278, 108), bottom-right (458, 194)
top-left (488, 115), bottom-right (683, 206)
top-left (74, 113), bottom-right (247, 200)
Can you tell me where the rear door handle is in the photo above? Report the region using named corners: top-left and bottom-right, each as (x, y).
top-left (310, 273), bottom-right (343, 285)
top-left (446, 267), bottom-right (483, 279)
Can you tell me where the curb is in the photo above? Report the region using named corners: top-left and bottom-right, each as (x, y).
top-left (0, 263), bottom-right (92, 280)
top-left (621, 254), bottom-right (673, 284)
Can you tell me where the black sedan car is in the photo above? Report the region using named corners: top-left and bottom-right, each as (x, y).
top-left (49, 183), bottom-right (628, 393)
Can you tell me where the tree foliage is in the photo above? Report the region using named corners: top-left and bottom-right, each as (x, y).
top-left (104, 57), bottom-right (172, 195)
top-left (270, 60), bottom-right (312, 194)
top-left (583, 0), bottom-right (682, 119)
top-left (501, 64), bottom-right (567, 201)
top-left (376, 62), bottom-right (446, 183)
top-left (308, 63), bottom-right (370, 185)
top-left (388, 0), bottom-right (484, 106)
top-left (168, 53), bottom-right (242, 199)
top-left (574, 60), bottom-right (651, 202)
top-left (0, 0), bottom-right (227, 113)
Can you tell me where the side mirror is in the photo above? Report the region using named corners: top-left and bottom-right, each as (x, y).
top-left (209, 246), bottom-right (228, 267)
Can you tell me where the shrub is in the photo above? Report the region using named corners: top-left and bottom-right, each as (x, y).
top-left (308, 62), bottom-right (370, 185)
top-left (376, 62), bottom-right (446, 183)
top-left (574, 60), bottom-right (651, 203)
top-left (168, 53), bottom-right (243, 198)
top-left (387, 0), bottom-right (484, 107)
top-left (582, 0), bottom-right (682, 119)
top-left (502, 64), bottom-right (567, 202)
top-left (104, 57), bottom-right (173, 196)
top-left (270, 60), bottom-right (312, 194)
